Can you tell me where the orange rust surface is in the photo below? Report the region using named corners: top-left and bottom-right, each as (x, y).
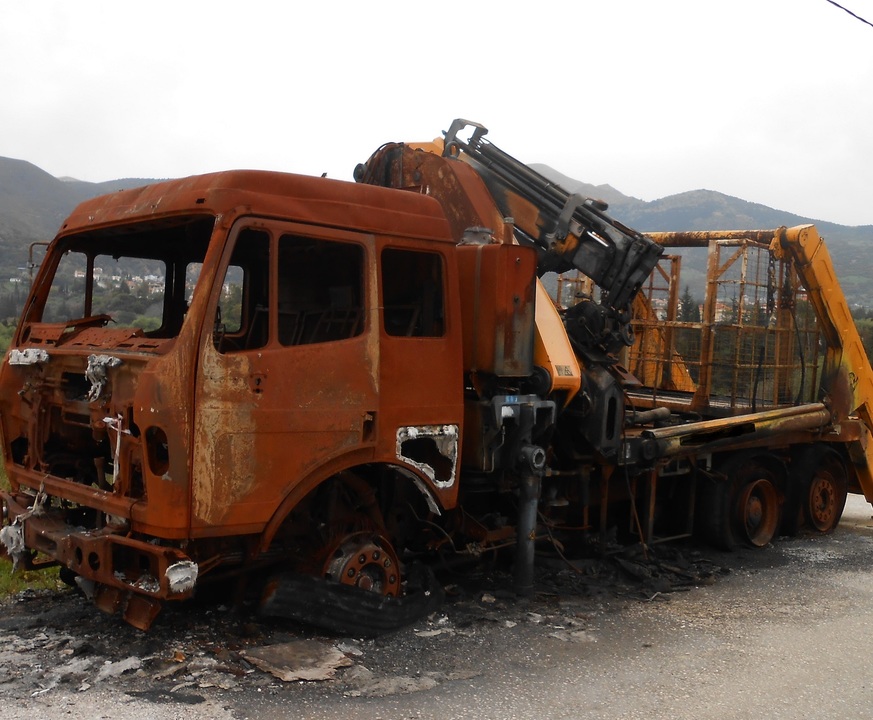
top-left (0, 169), bottom-right (468, 595)
top-left (456, 242), bottom-right (537, 378)
top-left (58, 170), bottom-right (454, 244)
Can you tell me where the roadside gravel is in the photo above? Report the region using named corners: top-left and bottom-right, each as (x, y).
top-left (4, 496), bottom-right (873, 719)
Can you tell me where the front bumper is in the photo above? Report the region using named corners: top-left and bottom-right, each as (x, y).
top-left (1, 490), bottom-right (197, 618)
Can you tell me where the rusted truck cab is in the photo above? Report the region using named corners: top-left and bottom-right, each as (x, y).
top-left (0, 171), bottom-right (466, 627)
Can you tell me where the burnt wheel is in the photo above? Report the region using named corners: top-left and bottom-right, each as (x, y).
top-left (785, 446), bottom-right (849, 535)
top-left (700, 456), bottom-right (782, 550)
top-left (322, 531), bottom-right (401, 597)
top-left (261, 472), bottom-right (443, 635)
top-left (803, 452), bottom-right (848, 533)
top-left (734, 476), bottom-right (780, 547)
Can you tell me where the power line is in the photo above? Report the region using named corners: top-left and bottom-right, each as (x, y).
top-left (825, 0), bottom-right (873, 28)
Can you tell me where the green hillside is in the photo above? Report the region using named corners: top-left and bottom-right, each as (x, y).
top-left (1, 155), bottom-right (871, 324)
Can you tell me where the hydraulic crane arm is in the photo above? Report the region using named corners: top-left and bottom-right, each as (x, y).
top-left (356, 120), bottom-right (663, 355)
top-left (441, 119), bottom-right (664, 315)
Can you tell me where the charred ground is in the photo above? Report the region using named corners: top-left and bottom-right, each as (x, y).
top-left (0, 536), bottom-right (755, 704)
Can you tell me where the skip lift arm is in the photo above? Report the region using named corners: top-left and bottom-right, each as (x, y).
top-left (772, 225), bottom-right (873, 501)
top-left (439, 129), bottom-right (873, 539)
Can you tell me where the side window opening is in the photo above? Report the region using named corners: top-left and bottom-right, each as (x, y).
top-left (381, 248), bottom-right (445, 337)
top-left (214, 228), bottom-right (270, 353)
top-left (277, 235), bottom-right (364, 346)
top-left (42, 250), bottom-right (87, 323)
top-left (212, 263), bottom-right (242, 333)
top-left (214, 230), bottom-right (364, 353)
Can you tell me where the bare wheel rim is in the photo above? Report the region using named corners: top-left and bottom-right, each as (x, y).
top-left (808, 471), bottom-right (838, 532)
top-left (322, 532), bottom-right (401, 597)
top-left (736, 477), bottom-right (779, 547)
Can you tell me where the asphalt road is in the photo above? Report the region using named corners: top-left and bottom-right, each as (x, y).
top-left (6, 495), bottom-right (873, 720)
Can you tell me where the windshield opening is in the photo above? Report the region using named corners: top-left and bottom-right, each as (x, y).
top-left (30, 216), bottom-right (215, 340)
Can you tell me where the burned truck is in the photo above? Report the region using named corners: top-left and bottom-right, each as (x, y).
top-left (1, 121), bottom-right (872, 632)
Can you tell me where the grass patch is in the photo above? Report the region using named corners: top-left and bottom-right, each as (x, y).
top-left (0, 454), bottom-right (64, 596)
top-left (0, 338), bottom-right (63, 596)
top-left (0, 563), bottom-right (62, 596)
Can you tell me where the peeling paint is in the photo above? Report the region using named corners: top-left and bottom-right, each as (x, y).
top-left (192, 348), bottom-right (257, 524)
top-left (8, 348), bottom-right (49, 365)
top-left (75, 577), bottom-right (97, 600)
top-left (396, 424), bottom-right (459, 488)
top-left (410, 475), bottom-right (442, 515)
top-left (131, 573), bottom-right (160, 593)
top-left (1, 489), bottom-right (48, 570)
top-left (103, 414), bottom-right (131, 483)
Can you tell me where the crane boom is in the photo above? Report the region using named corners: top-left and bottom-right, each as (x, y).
top-left (441, 119), bottom-right (663, 314)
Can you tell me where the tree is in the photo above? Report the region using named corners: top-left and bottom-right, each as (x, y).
top-left (0, 322), bottom-right (15, 353)
top-left (0, 291), bottom-right (15, 320)
top-left (679, 285), bottom-right (700, 323)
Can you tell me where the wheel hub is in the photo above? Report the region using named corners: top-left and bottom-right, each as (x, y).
top-left (809, 474), bottom-right (836, 529)
top-left (323, 532), bottom-right (401, 597)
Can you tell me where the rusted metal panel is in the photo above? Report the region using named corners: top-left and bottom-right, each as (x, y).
top-left (374, 233), bottom-right (465, 510)
top-left (58, 171), bottom-right (454, 245)
top-left (1, 491), bottom-right (196, 602)
top-left (191, 329), bottom-right (381, 532)
top-left (354, 142), bottom-right (507, 243)
top-left (455, 242), bottom-right (537, 377)
top-left (0, 168), bottom-right (468, 629)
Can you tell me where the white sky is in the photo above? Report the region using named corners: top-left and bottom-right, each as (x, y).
top-left (1, 0), bottom-right (871, 226)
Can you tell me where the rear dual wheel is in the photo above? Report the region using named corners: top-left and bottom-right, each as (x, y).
top-left (735, 475), bottom-right (780, 547)
top-left (806, 463), bottom-right (846, 532)
top-left (700, 457), bottom-right (782, 550)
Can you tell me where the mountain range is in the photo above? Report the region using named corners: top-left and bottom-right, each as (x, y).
top-left (531, 164), bottom-right (873, 306)
top-left (1, 156), bottom-right (871, 305)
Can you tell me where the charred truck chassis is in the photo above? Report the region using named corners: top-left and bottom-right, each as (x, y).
top-left (1, 123), bottom-right (872, 633)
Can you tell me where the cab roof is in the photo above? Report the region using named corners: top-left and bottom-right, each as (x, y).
top-left (58, 169), bottom-right (454, 243)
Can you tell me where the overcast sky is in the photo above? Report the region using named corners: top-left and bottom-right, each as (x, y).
top-left (1, 1), bottom-right (871, 226)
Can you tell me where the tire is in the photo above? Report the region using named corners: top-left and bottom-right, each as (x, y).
top-left (260, 562), bottom-right (444, 636)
